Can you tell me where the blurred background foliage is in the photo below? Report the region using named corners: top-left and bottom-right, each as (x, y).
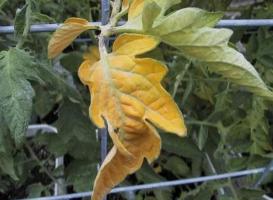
top-left (0, 0), bottom-right (273, 199)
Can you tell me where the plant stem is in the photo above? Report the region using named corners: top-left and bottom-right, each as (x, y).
top-left (110, 0), bottom-right (122, 19)
top-left (228, 179), bottom-right (240, 200)
top-left (110, 7), bottom-right (128, 27)
top-left (25, 142), bottom-right (60, 185)
top-left (16, 0), bottom-right (31, 49)
top-left (172, 61), bottom-right (191, 98)
top-left (186, 120), bottom-right (218, 128)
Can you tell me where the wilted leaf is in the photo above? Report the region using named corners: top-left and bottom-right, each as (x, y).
top-left (78, 34), bottom-right (186, 200)
top-left (48, 18), bottom-right (97, 59)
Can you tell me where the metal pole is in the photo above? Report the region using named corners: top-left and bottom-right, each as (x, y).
top-left (254, 160), bottom-right (273, 188)
top-left (18, 165), bottom-right (273, 200)
top-left (99, 1), bottom-right (110, 199)
top-left (99, 0), bottom-right (110, 165)
top-left (2, 19), bottom-right (273, 34)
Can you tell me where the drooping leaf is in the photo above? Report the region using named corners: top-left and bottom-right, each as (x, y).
top-left (0, 48), bottom-right (39, 144)
top-left (78, 34), bottom-right (186, 200)
top-left (48, 18), bottom-right (97, 59)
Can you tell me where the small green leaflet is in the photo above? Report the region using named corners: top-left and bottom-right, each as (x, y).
top-left (0, 48), bottom-right (39, 145)
top-left (14, 1), bottom-right (32, 38)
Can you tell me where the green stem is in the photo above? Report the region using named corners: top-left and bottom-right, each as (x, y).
top-left (25, 142), bottom-right (60, 185)
top-left (110, 0), bottom-right (122, 19)
top-left (16, 0), bottom-right (31, 49)
top-left (110, 7), bottom-right (128, 27)
top-left (228, 179), bottom-right (240, 200)
top-left (186, 120), bottom-right (218, 128)
top-left (172, 61), bottom-right (191, 98)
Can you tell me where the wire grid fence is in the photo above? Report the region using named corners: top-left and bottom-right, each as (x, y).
top-left (1, 0), bottom-right (273, 199)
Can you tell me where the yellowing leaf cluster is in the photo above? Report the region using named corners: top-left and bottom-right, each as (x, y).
top-left (78, 33), bottom-right (186, 200)
top-left (47, 0), bottom-right (273, 199)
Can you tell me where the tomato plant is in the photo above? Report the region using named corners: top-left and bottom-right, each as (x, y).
top-left (0, 0), bottom-right (273, 199)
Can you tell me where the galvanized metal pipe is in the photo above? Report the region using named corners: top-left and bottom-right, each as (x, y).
top-left (1, 19), bottom-right (273, 34)
top-left (18, 165), bottom-right (273, 200)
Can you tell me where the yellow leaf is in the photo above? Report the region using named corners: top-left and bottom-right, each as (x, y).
top-left (83, 46), bottom-right (100, 64)
top-left (78, 33), bottom-right (187, 200)
top-left (48, 17), bottom-right (96, 59)
top-left (112, 33), bottom-right (160, 56)
top-left (128, 0), bottom-right (144, 20)
top-left (92, 124), bottom-right (161, 200)
top-left (122, 0), bottom-right (129, 10)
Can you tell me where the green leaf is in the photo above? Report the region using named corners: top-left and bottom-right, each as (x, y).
top-left (163, 156), bottom-right (190, 177)
top-left (0, 0), bottom-right (7, 9)
top-left (0, 48), bottom-right (38, 144)
top-left (37, 63), bottom-right (82, 103)
top-left (153, 0), bottom-right (181, 14)
top-left (33, 85), bottom-right (56, 117)
top-left (198, 125), bottom-right (208, 150)
top-left (66, 160), bottom-right (97, 192)
top-left (36, 100), bottom-right (98, 158)
top-left (14, 2), bottom-right (32, 38)
top-left (136, 162), bottom-right (173, 200)
top-left (239, 188), bottom-right (265, 200)
top-left (60, 52), bottom-right (83, 73)
top-left (31, 12), bottom-right (56, 23)
top-left (0, 154), bottom-right (18, 180)
top-left (161, 133), bottom-right (202, 159)
top-left (175, 33), bottom-right (273, 100)
top-left (0, 119), bottom-right (19, 180)
top-left (151, 8), bottom-right (223, 36)
top-left (54, 100), bottom-right (96, 144)
top-left (27, 183), bottom-right (45, 198)
top-left (142, 1), bottom-right (161, 32)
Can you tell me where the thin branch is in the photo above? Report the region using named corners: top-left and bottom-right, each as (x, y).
top-left (25, 142), bottom-right (60, 185)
